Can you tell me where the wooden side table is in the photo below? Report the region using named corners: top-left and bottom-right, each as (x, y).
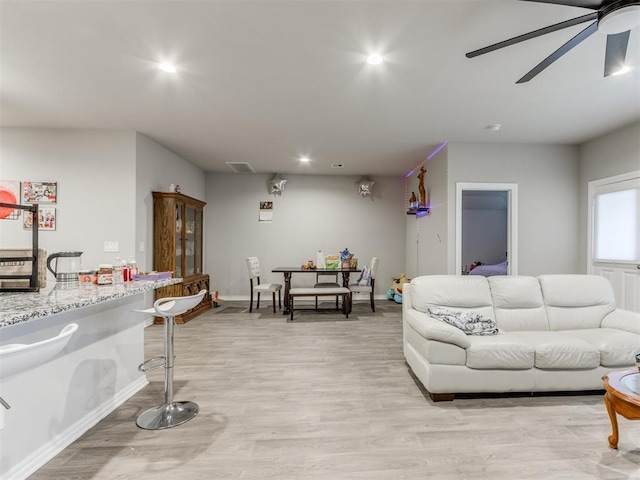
top-left (602, 369), bottom-right (640, 449)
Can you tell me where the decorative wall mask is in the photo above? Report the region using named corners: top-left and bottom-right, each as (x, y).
top-left (267, 173), bottom-right (287, 196)
top-left (357, 176), bottom-right (375, 196)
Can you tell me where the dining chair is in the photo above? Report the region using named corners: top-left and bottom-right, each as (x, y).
top-left (348, 257), bottom-right (379, 312)
top-left (245, 257), bottom-right (282, 313)
top-left (314, 270), bottom-right (340, 309)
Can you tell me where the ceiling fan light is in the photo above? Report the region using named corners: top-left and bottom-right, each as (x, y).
top-left (611, 65), bottom-right (632, 75)
top-left (598, 4), bottom-right (640, 35)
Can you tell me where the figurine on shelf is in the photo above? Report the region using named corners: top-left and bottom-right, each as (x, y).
top-left (409, 191), bottom-right (418, 210)
top-left (417, 167), bottom-right (426, 207)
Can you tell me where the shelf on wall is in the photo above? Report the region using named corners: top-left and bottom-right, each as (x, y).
top-left (406, 207), bottom-right (431, 216)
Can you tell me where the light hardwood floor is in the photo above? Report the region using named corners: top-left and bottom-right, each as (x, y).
top-left (31, 301), bottom-right (640, 479)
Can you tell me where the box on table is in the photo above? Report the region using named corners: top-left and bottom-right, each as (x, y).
top-left (133, 271), bottom-right (173, 281)
top-left (325, 254), bottom-right (340, 270)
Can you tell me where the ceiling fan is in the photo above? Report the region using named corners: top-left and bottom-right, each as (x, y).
top-left (466, 0), bottom-right (640, 83)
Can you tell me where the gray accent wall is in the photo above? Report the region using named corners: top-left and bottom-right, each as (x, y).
top-left (135, 132), bottom-right (206, 271)
top-left (0, 128), bottom-right (206, 278)
top-left (446, 143), bottom-right (581, 276)
top-left (578, 121), bottom-right (640, 271)
top-left (204, 173), bottom-right (406, 299)
top-left (2, 123), bottom-right (637, 295)
top-left (0, 128), bottom-right (137, 279)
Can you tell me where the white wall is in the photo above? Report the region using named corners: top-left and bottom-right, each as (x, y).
top-left (578, 122), bottom-right (640, 272)
top-left (409, 145), bottom-right (448, 277)
top-left (135, 133), bottom-right (206, 271)
top-left (446, 143), bottom-right (580, 276)
top-left (0, 128), bottom-right (207, 278)
top-left (0, 128), bottom-right (136, 279)
top-left (204, 173), bottom-right (406, 299)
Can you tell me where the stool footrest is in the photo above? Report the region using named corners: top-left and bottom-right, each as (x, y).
top-left (138, 355), bottom-right (166, 373)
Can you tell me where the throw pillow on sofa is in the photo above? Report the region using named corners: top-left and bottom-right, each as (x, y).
top-left (427, 306), bottom-right (499, 336)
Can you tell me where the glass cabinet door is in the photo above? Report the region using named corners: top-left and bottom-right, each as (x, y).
top-left (194, 209), bottom-right (203, 274)
top-left (175, 204), bottom-right (183, 277)
top-left (185, 205), bottom-right (196, 276)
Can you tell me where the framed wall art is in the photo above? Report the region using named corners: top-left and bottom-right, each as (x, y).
top-left (0, 180), bottom-right (21, 219)
top-left (24, 207), bottom-right (56, 231)
top-left (22, 181), bottom-right (57, 204)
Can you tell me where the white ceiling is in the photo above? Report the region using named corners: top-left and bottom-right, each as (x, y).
top-left (1, 0), bottom-right (639, 176)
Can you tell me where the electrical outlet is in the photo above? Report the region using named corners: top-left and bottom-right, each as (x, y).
top-left (104, 241), bottom-right (119, 252)
top-left (139, 241), bottom-right (145, 252)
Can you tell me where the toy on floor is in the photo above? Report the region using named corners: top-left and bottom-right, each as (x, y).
top-left (386, 274), bottom-right (409, 303)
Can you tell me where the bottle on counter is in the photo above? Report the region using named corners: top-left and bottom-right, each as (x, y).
top-left (113, 257), bottom-right (124, 285)
top-left (127, 256), bottom-right (138, 281)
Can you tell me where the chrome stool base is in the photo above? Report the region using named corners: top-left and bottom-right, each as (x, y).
top-left (136, 400), bottom-right (199, 430)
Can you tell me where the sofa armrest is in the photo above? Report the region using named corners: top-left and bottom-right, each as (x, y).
top-left (404, 308), bottom-right (471, 349)
top-left (601, 308), bottom-right (640, 335)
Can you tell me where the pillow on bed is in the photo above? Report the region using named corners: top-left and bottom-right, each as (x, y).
top-left (427, 306), bottom-right (499, 336)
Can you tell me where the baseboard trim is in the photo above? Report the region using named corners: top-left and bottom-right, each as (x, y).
top-left (4, 376), bottom-right (148, 480)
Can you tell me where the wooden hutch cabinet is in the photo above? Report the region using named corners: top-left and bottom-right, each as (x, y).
top-left (152, 191), bottom-right (212, 323)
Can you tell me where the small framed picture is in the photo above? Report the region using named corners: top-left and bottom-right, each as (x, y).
top-left (24, 207), bottom-right (56, 231)
top-left (0, 180), bottom-right (21, 219)
top-left (22, 181), bottom-right (57, 204)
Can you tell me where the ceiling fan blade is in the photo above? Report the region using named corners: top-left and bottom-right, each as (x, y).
top-left (466, 13), bottom-right (597, 58)
top-left (520, 0), bottom-right (604, 9)
top-left (604, 31), bottom-right (630, 76)
top-left (516, 20), bottom-right (598, 83)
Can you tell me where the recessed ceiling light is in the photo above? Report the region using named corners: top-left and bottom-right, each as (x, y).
top-left (299, 156), bottom-right (310, 163)
top-left (611, 65), bottom-right (631, 76)
top-left (158, 62), bottom-right (177, 73)
top-left (366, 53), bottom-right (384, 65)
top-left (486, 123), bottom-right (502, 132)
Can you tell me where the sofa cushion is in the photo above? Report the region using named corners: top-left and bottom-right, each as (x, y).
top-left (489, 276), bottom-right (550, 332)
top-left (511, 332), bottom-right (600, 369)
top-left (557, 329), bottom-right (640, 367)
top-left (466, 335), bottom-right (534, 369)
top-left (538, 275), bottom-right (616, 331)
top-left (427, 307), bottom-right (499, 336)
top-left (404, 309), bottom-right (471, 349)
top-left (409, 275), bottom-right (494, 320)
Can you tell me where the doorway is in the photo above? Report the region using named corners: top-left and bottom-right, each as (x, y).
top-left (455, 183), bottom-right (518, 275)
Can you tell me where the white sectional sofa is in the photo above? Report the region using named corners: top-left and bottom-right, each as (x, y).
top-left (402, 274), bottom-right (640, 401)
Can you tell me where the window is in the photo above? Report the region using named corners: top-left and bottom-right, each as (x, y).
top-left (593, 179), bottom-right (640, 263)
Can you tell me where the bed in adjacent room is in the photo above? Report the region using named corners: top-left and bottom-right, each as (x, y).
top-left (468, 260), bottom-right (508, 277)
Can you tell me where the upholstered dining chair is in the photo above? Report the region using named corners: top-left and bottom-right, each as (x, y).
top-left (313, 271), bottom-right (340, 309)
top-left (245, 257), bottom-right (282, 313)
top-left (348, 257), bottom-right (379, 312)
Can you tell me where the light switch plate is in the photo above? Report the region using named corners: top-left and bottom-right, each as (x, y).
top-left (104, 241), bottom-right (119, 252)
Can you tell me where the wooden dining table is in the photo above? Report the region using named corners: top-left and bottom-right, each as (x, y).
top-left (272, 266), bottom-right (361, 315)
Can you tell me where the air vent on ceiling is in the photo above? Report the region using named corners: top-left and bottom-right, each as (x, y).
top-left (331, 163), bottom-right (344, 169)
top-left (225, 162), bottom-right (256, 173)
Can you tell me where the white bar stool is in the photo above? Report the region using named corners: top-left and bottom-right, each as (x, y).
top-left (0, 323), bottom-right (78, 412)
top-left (135, 289), bottom-right (207, 430)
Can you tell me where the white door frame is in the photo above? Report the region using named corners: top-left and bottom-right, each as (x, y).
top-left (455, 182), bottom-right (518, 276)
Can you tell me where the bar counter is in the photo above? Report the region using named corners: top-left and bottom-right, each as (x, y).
top-left (0, 278), bottom-right (182, 328)
top-left (0, 278), bottom-right (181, 479)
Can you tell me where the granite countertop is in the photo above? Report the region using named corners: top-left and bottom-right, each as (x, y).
top-left (0, 278), bottom-right (182, 328)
